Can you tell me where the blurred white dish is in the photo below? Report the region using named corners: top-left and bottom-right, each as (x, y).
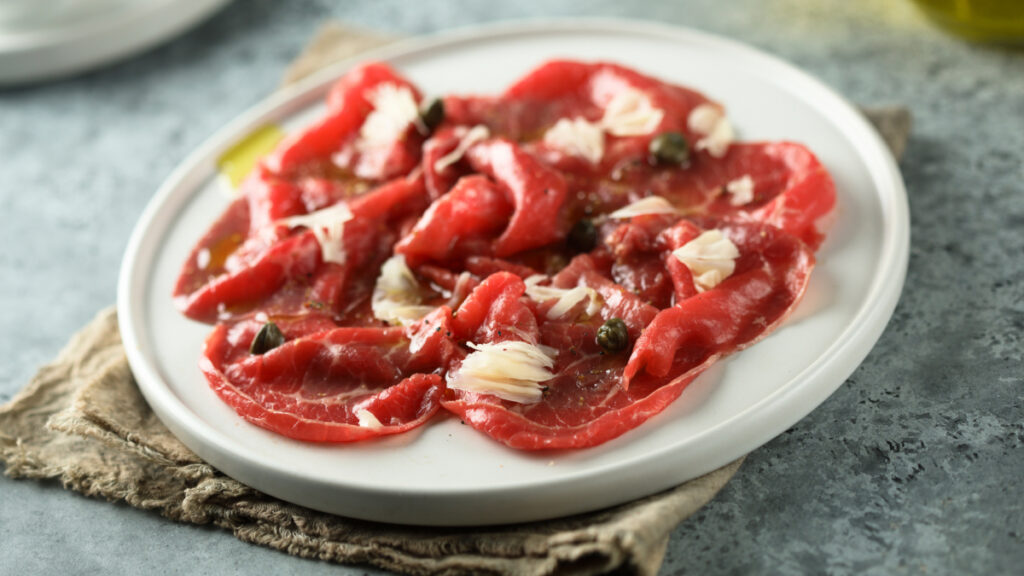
top-left (0, 0), bottom-right (230, 85)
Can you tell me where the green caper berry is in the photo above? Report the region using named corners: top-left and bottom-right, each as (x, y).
top-left (419, 98), bottom-right (445, 133)
top-left (250, 322), bottom-right (285, 355)
top-left (567, 218), bottom-right (597, 253)
top-left (596, 318), bottom-right (630, 353)
top-left (649, 132), bottom-right (689, 166)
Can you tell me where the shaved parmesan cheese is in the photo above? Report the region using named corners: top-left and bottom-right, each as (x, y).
top-left (434, 124), bottom-right (490, 173)
top-left (196, 248), bottom-right (211, 270)
top-left (725, 175), bottom-right (755, 206)
top-left (355, 409), bottom-right (384, 429)
top-left (524, 275), bottom-right (603, 320)
top-left (687, 104), bottom-right (721, 135)
top-left (543, 90), bottom-right (664, 163)
top-left (608, 195), bottom-right (680, 220)
top-left (447, 341), bottom-right (556, 404)
top-left (359, 83), bottom-right (419, 150)
top-left (372, 255), bottom-right (433, 326)
top-left (687, 103), bottom-right (734, 158)
top-left (280, 203), bottom-right (353, 265)
top-left (543, 117), bottom-right (605, 164)
top-left (599, 89), bottom-right (664, 137)
top-left (672, 229), bottom-right (740, 292)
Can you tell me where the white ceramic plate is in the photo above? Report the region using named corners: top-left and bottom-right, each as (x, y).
top-left (0, 0), bottom-right (230, 86)
top-left (118, 19), bottom-right (909, 526)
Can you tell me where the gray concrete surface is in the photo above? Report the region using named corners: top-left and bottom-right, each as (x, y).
top-left (2, 1), bottom-right (1022, 574)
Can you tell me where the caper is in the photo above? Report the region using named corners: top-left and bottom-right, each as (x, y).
top-left (250, 322), bottom-right (285, 355)
top-left (567, 218), bottom-right (597, 253)
top-left (419, 98), bottom-right (445, 134)
top-left (648, 132), bottom-right (689, 166)
top-left (596, 318), bottom-right (630, 353)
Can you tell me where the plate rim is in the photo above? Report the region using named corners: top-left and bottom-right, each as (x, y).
top-left (117, 17), bottom-right (909, 525)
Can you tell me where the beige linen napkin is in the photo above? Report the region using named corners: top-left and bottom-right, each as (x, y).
top-left (0, 23), bottom-right (910, 576)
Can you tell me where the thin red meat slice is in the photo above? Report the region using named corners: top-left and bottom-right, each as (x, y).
top-left (624, 222), bottom-right (814, 387)
top-left (395, 175), bottom-right (512, 267)
top-left (413, 265), bottom-right (479, 312)
top-left (346, 171), bottom-right (429, 222)
top-left (176, 233), bottom-right (321, 322)
top-left (441, 221), bottom-right (812, 449)
top-left (502, 60), bottom-right (596, 101)
top-left (679, 142), bottom-right (836, 250)
top-left (244, 168), bottom-right (307, 232)
top-left (463, 256), bottom-right (539, 279)
top-left (201, 318), bottom-right (448, 442)
top-left (441, 351), bottom-right (717, 450)
top-left (442, 263), bottom-right (673, 450)
top-left (450, 272), bottom-right (539, 344)
top-left (452, 62), bottom-right (835, 249)
top-left (466, 139), bottom-right (568, 256)
top-left (496, 60), bottom-right (711, 142)
top-left (742, 146), bottom-right (836, 249)
top-left (176, 175), bottom-right (428, 322)
top-left (514, 61), bottom-right (716, 170)
top-left (265, 61), bottom-right (424, 181)
top-left (421, 126), bottom-right (466, 199)
top-left (442, 95), bottom-right (547, 142)
top-left (439, 271), bottom-right (694, 449)
top-left (596, 216), bottom-right (705, 308)
top-left (174, 195), bottom-right (250, 299)
top-left (280, 175), bottom-right (428, 317)
top-left (614, 142), bottom-right (837, 250)
top-left (245, 165), bottom-right (374, 234)
top-left (600, 214), bottom-right (685, 309)
top-left (415, 264), bottom-right (466, 293)
top-left (656, 220), bottom-right (703, 303)
top-left (406, 306), bottom-right (464, 371)
top-left (551, 254), bottom-right (660, 341)
top-left (447, 61), bottom-right (715, 173)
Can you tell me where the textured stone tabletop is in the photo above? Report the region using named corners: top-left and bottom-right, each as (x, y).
top-left (1, 1), bottom-right (1021, 574)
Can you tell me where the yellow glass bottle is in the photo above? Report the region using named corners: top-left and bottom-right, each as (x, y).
top-left (912, 0), bottom-right (1024, 42)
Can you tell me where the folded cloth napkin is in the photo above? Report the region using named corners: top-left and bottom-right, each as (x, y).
top-left (0, 23), bottom-right (910, 576)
